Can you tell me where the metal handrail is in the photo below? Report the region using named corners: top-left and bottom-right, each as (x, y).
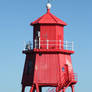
top-left (47, 73), bottom-right (77, 92)
top-left (69, 73), bottom-right (78, 82)
top-left (34, 40), bottom-right (74, 50)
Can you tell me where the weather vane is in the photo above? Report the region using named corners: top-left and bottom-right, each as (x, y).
top-left (48, 0), bottom-right (55, 3)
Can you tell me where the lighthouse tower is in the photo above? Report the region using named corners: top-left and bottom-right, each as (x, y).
top-left (21, 2), bottom-right (77, 92)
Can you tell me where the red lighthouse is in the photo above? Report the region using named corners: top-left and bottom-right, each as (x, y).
top-left (21, 3), bottom-right (77, 92)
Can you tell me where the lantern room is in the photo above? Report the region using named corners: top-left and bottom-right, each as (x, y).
top-left (31, 4), bottom-right (68, 50)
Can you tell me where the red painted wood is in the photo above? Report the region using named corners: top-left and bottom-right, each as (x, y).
top-left (34, 54), bottom-right (59, 84)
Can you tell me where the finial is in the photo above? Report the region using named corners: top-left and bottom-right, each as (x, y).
top-left (46, 0), bottom-right (52, 13)
top-left (46, 0), bottom-right (55, 12)
top-left (46, 3), bottom-right (52, 9)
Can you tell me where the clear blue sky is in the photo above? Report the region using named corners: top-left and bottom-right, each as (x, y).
top-left (0, 0), bottom-right (92, 92)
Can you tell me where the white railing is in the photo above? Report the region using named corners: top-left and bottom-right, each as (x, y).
top-left (34, 40), bottom-right (74, 51)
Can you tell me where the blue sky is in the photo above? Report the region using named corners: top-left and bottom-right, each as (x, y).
top-left (0, 0), bottom-right (92, 92)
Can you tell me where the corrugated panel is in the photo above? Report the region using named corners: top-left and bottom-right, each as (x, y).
top-left (22, 54), bottom-right (36, 85)
top-left (65, 55), bottom-right (74, 81)
top-left (40, 25), bottom-right (56, 40)
top-left (40, 25), bottom-right (56, 49)
top-left (34, 54), bottom-right (59, 84)
top-left (58, 54), bottom-right (74, 85)
top-left (58, 54), bottom-right (66, 83)
top-left (65, 55), bottom-right (73, 73)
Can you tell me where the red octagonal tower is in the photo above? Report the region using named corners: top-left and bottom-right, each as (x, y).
top-left (21, 3), bottom-right (77, 92)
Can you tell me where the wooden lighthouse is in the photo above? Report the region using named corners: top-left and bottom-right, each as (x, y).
top-left (21, 2), bottom-right (77, 92)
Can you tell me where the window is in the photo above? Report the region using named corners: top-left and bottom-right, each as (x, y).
top-left (62, 67), bottom-right (65, 72)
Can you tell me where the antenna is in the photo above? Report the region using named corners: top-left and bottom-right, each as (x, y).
top-left (48, 0), bottom-right (55, 3)
top-left (48, 0), bottom-right (50, 3)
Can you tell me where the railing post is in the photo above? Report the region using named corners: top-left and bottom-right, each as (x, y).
top-left (72, 41), bottom-right (74, 51)
top-left (35, 40), bottom-right (36, 49)
top-left (47, 40), bottom-right (49, 49)
top-left (39, 38), bottom-right (40, 49)
top-left (66, 40), bottom-right (68, 50)
top-left (59, 40), bottom-right (61, 49)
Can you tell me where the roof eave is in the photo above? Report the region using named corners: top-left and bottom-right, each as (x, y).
top-left (30, 23), bottom-right (67, 26)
